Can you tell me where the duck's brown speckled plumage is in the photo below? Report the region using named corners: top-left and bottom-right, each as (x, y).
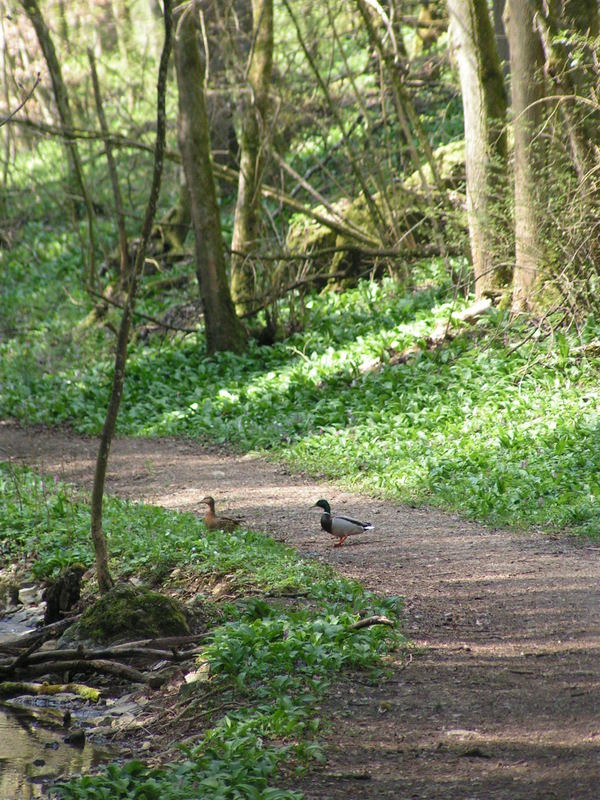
top-left (200, 496), bottom-right (241, 532)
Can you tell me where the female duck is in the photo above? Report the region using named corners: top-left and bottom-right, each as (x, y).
top-left (200, 496), bottom-right (241, 532)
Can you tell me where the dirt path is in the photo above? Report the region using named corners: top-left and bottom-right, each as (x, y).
top-left (2, 420), bottom-right (600, 799)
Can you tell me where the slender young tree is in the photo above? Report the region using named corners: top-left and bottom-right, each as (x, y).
top-left (21, 0), bottom-right (97, 286)
top-left (88, 47), bottom-right (129, 288)
top-left (174, 3), bottom-right (247, 354)
top-left (230, 0), bottom-right (274, 315)
top-left (448, 0), bottom-right (509, 298)
top-left (90, 0), bottom-right (172, 594)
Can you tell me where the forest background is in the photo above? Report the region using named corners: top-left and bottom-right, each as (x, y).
top-left (2, 0), bottom-right (600, 534)
top-left (1, 0), bottom-right (600, 795)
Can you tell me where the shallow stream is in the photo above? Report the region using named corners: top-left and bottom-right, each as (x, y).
top-left (0, 706), bottom-right (108, 799)
top-left (0, 589), bottom-right (114, 798)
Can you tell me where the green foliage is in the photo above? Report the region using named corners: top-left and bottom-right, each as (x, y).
top-left (4, 267), bottom-right (600, 535)
top-left (50, 748), bottom-right (302, 800)
top-left (0, 464), bottom-right (92, 578)
top-left (0, 463), bottom-right (337, 590)
top-left (1, 465), bottom-right (401, 800)
top-left (51, 588), bottom-right (398, 799)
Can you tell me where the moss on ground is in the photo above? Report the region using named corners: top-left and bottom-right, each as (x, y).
top-left (60, 583), bottom-right (189, 646)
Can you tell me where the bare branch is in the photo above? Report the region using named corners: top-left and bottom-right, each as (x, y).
top-left (0, 72), bottom-right (40, 127)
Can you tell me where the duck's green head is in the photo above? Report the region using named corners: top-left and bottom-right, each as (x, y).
top-left (312, 499), bottom-right (331, 514)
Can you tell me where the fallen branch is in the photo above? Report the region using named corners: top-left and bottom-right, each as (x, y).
top-left (0, 72), bottom-right (41, 127)
top-left (88, 288), bottom-right (198, 333)
top-left (0, 644), bottom-right (196, 674)
top-left (11, 657), bottom-right (159, 686)
top-left (142, 272), bottom-right (194, 294)
top-left (348, 615), bottom-right (395, 631)
top-left (108, 633), bottom-right (212, 649)
top-left (0, 680), bottom-right (100, 701)
top-left (229, 242), bottom-right (456, 263)
top-left (323, 770), bottom-right (372, 780)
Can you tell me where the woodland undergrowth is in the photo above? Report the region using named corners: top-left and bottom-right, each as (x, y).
top-left (0, 463), bottom-right (402, 799)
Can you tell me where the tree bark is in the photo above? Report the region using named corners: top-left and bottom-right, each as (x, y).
top-left (173, 4), bottom-right (247, 354)
top-left (230, 0), bottom-right (274, 316)
top-left (21, 0), bottom-right (97, 287)
top-left (491, 0), bottom-right (509, 77)
top-left (504, 0), bottom-right (545, 312)
top-left (448, 0), bottom-right (509, 298)
top-left (90, 0), bottom-right (172, 595)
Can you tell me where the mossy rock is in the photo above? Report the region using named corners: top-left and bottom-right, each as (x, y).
top-left (283, 147), bottom-right (467, 290)
top-left (58, 583), bottom-right (190, 648)
top-left (286, 199), bottom-right (351, 256)
top-left (404, 140), bottom-right (466, 191)
top-left (285, 188), bottom-right (427, 288)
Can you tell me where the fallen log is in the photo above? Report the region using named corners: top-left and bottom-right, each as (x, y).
top-left (0, 680), bottom-right (100, 701)
top-left (0, 644), bottom-right (193, 670)
top-left (10, 657), bottom-right (158, 686)
top-left (348, 615), bottom-right (395, 631)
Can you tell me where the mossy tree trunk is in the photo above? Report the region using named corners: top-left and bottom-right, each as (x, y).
top-left (504, 0), bottom-right (545, 313)
top-left (21, 0), bottom-right (97, 287)
top-left (230, 0), bottom-right (274, 316)
top-left (90, 0), bottom-right (172, 595)
top-left (174, 4), bottom-right (247, 354)
top-left (448, 0), bottom-right (509, 299)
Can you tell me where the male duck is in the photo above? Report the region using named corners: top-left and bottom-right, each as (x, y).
top-left (312, 499), bottom-right (373, 547)
top-left (200, 496), bottom-right (241, 532)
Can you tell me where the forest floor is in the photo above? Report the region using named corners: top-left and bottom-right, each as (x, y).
top-left (2, 420), bottom-right (600, 799)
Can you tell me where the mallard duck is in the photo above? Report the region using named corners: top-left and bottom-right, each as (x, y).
top-left (200, 496), bottom-right (241, 532)
top-left (312, 499), bottom-right (373, 547)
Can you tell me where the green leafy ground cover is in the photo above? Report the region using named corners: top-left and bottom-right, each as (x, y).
top-left (0, 463), bottom-right (401, 799)
top-left (2, 139), bottom-right (600, 537)
top-left (2, 241), bottom-right (600, 534)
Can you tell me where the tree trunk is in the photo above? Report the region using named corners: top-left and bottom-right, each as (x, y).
top-left (492, 0), bottom-right (509, 78)
top-left (448, 0), bottom-right (509, 298)
top-left (504, 0), bottom-right (545, 312)
top-left (90, 0), bottom-right (172, 595)
top-left (21, 0), bottom-right (97, 287)
top-left (230, 0), bottom-right (274, 316)
top-left (173, 5), bottom-right (247, 355)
